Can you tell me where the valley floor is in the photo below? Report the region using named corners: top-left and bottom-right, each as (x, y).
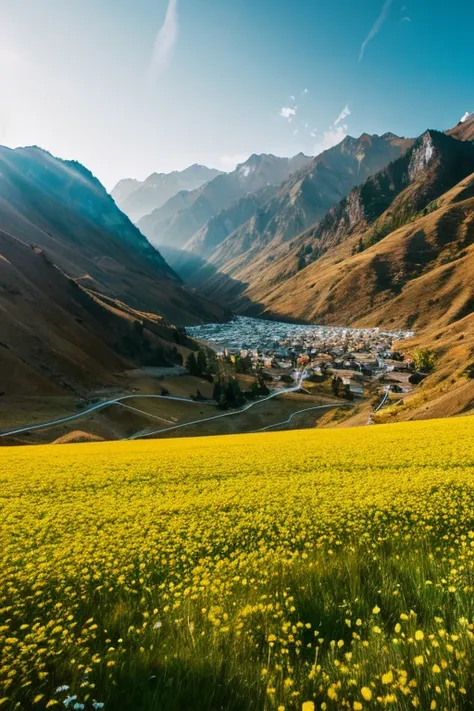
top-left (0, 371), bottom-right (343, 446)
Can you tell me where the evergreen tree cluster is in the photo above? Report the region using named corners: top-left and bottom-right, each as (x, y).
top-left (185, 349), bottom-right (218, 379)
top-left (212, 373), bottom-right (270, 410)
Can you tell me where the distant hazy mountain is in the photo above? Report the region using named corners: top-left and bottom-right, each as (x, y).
top-left (112, 164), bottom-right (223, 222)
top-left (111, 177), bottom-right (140, 205)
top-left (138, 152), bottom-right (312, 249)
top-left (183, 184), bottom-right (278, 258)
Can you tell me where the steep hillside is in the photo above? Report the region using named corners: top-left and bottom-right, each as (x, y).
top-left (0, 145), bottom-right (227, 325)
top-left (181, 132), bottom-right (412, 298)
top-left (243, 133), bottom-right (474, 327)
top-left (239, 131), bottom-right (474, 425)
top-left (447, 113), bottom-right (474, 142)
top-left (376, 311), bottom-right (474, 424)
top-left (292, 130), bottom-right (474, 268)
top-left (112, 164), bottom-right (223, 222)
top-left (256, 184), bottom-right (474, 327)
top-left (138, 153), bottom-right (312, 249)
top-left (0, 231), bottom-right (195, 397)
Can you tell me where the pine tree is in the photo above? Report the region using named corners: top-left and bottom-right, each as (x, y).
top-left (186, 352), bottom-right (199, 376)
top-left (197, 350), bottom-right (207, 376)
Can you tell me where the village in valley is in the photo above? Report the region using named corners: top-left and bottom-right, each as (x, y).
top-left (188, 316), bottom-right (418, 410)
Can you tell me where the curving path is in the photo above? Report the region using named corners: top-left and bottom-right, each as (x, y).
top-left (127, 375), bottom-right (309, 440)
top-left (0, 394), bottom-right (215, 439)
top-left (254, 403), bottom-right (347, 432)
top-left (0, 373), bottom-right (309, 441)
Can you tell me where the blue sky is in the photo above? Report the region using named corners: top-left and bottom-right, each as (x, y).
top-left (0, 0), bottom-right (472, 188)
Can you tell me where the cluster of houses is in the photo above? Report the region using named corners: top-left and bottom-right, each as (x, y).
top-left (188, 316), bottom-right (415, 398)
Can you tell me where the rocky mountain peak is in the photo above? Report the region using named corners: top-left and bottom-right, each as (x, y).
top-left (408, 131), bottom-right (437, 181)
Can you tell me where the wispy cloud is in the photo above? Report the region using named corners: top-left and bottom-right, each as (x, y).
top-left (149, 0), bottom-right (179, 79)
top-left (302, 88), bottom-right (309, 96)
top-left (312, 107), bottom-right (351, 156)
top-left (279, 106), bottom-right (297, 121)
top-left (320, 125), bottom-right (348, 151)
top-left (400, 16), bottom-right (411, 22)
top-left (359, 0), bottom-right (392, 61)
top-left (334, 104), bottom-right (351, 126)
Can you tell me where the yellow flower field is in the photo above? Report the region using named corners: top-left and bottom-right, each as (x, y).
top-left (2, 417), bottom-right (474, 710)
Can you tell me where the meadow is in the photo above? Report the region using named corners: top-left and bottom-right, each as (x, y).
top-left (2, 418), bottom-right (474, 711)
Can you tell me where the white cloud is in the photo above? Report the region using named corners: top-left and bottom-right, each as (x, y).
top-left (310, 131), bottom-right (316, 138)
top-left (292, 128), bottom-right (299, 136)
top-left (220, 154), bottom-right (250, 171)
top-left (302, 88), bottom-right (309, 95)
top-left (460, 111), bottom-right (474, 123)
top-left (359, 0), bottom-right (393, 61)
top-left (290, 95), bottom-right (295, 101)
top-left (313, 125), bottom-right (349, 155)
top-left (322, 125), bottom-right (348, 149)
top-left (279, 106), bottom-right (296, 121)
top-left (148, 0), bottom-right (179, 79)
top-left (334, 104), bottom-right (351, 125)
top-left (400, 16), bottom-right (412, 22)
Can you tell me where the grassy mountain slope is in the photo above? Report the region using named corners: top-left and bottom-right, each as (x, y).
top-left (236, 133), bottom-right (474, 423)
top-left (0, 145), bottom-right (227, 325)
top-left (447, 113), bottom-right (474, 142)
top-left (0, 231), bottom-right (196, 397)
top-left (253, 182), bottom-right (473, 327)
top-left (246, 131), bottom-right (474, 324)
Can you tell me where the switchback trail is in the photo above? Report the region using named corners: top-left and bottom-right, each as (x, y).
top-left (0, 372), bottom-right (311, 441)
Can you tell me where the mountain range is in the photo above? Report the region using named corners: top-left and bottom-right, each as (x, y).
top-left (173, 132), bottom-right (413, 294)
top-left (242, 127), bottom-right (474, 327)
top-left (2, 112), bottom-right (474, 419)
top-left (113, 113), bottom-right (474, 422)
top-left (112, 164), bottom-right (223, 222)
top-left (136, 152), bottom-right (313, 249)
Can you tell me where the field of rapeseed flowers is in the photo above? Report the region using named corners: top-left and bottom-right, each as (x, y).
top-left (2, 417), bottom-right (474, 711)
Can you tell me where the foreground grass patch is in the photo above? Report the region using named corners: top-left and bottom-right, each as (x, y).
top-left (2, 418), bottom-right (474, 710)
